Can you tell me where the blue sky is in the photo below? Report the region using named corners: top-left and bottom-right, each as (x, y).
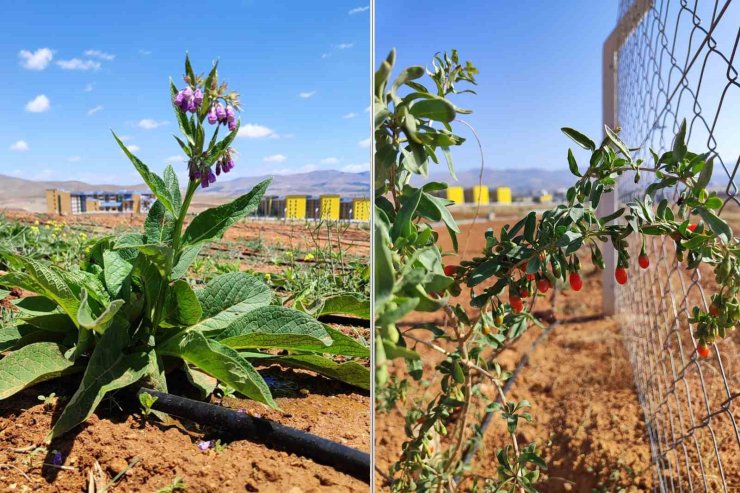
top-left (0, 1), bottom-right (370, 184)
top-left (376, 1), bottom-right (617, 174)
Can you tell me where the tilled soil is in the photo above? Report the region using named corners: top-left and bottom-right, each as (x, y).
top-left (375, 218), bottom-right (657, 491)
top-left (0, 365), bottom-right (370, 493)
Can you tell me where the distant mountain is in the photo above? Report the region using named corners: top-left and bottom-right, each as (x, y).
top-left (0, 170), bottom-right (370, 212)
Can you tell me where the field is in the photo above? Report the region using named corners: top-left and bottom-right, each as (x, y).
top-left (0, 211), bottom-right (370, 492)
top-left (375, 213), bottom-right (739, 491)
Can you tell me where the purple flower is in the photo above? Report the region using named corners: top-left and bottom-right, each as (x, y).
top-left (51, 450), bottom-right (63, 466)
top-left (225, 106), bottom-right (235, 123)
top-left (197, 440), bottom-right (212, 452)
top-left (208, 170), bottom-right (216, 184)
top-left (207, 106), bottom-right (218, 124)
top-left (216, 162), bottom-right (222, 175)
top-left (215, 104), bottom-right (226, 122)
top-left (193, 88), bottom-right (203, 107)
top-left (201, 177), bottom-right (209, 189)
top-left (174, 86), bottom-right (201, 113)
top-left (228, 120), bottom-right (237, 131)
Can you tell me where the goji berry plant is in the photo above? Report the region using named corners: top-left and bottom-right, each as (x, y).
top-left (0, 55), bottom-right (369, 441)
top-left (374, 49), bottom-right (738, 492)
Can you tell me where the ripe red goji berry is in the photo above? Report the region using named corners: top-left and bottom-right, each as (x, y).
top-left (520, 287), bottom-right (530, 298)
top-left (569, 272), bottom-right (582, 291)
top-left (615, 267), bottom-right (628, 285)
top-left (697, 344), bottom-right (710, 358)
top-left (709, 303), bottom-right (720, 316)
top-left (638, 254), bottom-right (649, 269)
top-left (536, 277), bottom-right (551, 293)
top-left (509, 295), bottom-right (524, 313)
top-left (687, 223), bottom-right (697, 232)
top-left (444, 265), bottom-right (457, 276)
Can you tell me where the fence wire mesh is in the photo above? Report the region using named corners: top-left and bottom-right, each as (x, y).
top-left (613, 1), bottom-right (739, 491)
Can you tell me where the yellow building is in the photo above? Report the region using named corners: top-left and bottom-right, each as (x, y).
top-left (446, 186), bottom-right (464, 205)
top-left (46, 189), bottom-right (72, 215)
top-left (495, 187), bottom-right (512, 204)
top-left (285, 195), bottom-right (307, 219)
top-left (352, 198), bottom-right (371, 221)
top-left (320, 195), bottom-right (341, 220)
top-left (472, 185), bottom-right (489, 205)
top-left (537, 193), bottom-right (553, 204)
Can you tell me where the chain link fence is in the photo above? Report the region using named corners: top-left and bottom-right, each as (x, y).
top-left (611, 1), bottom-right (739, 491)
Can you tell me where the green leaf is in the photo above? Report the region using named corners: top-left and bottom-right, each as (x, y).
top-left (144, 200), bottom-right (175, 245)
top-left (215, 305), bottom-right (331, 350)
top-left (171, 244), bottom-right (203, 279)
top-left (158, 331), bottom-right (276, 408)
top-left (672, 119), bottom-right (687, 162)
top-left (183, 179), bottom-right (271, 247)
top-left (49, 320), bottom-right (149, 440)
top-left (0, 325), bottom-right (41, 351)
top-left (704, 196), bottom-right (723, 210)
top-left (696, 157), bottom-right (713, 190)
top-left (373, 212), bottom-right (394, 307)
top-left (163, 165), bottom-right (182, 216)
top-left (183, 364), bottom-right (217, 399)
top-left (0, 343), bottom-right (76, 400)
top-left (391, 188), bottom-right (423, 241)
top-left (317, 294), bottom-right (369, 319)
top-left (112, 131), bottom-right (175, 215)
top-left (561, 128), bottom-right (595, 151)
top-left (567, 149), bottom-right (581, 177)
top-left (408, 97), bottom-right (456, 122)
top-left (166, 280), bottom-right (202, 325)
top-left (390, 66), bottom-right (424, 101)
top-left (191, 272), bottom-right (272, 335)
top-left (77, 290), bottom-right (125, 334)
top-left (103, 251), bottom-right (133, 299)
top-left (697, 208), bottom-right (732, 243)
top-left (273, 355), bottom-right (369, 390)
top-left (604, 126), bottom-right (630, 157)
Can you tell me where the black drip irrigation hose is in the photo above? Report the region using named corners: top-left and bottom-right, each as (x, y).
top-left (137, 388), bottom-right (370, 483)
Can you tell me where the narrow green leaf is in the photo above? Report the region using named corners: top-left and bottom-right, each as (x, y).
top-left (561, 127), bottom-right (595, 151)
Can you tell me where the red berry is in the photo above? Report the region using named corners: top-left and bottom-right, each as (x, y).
top-left (509, 295), bottom-right (524, 313)
top-left (569, 272), bottom-right (582, 291)
top-left (444, 265), bottom-right (457, 276)
top-left (615, 267), bottom-right (628, 285)
top-left (638, 255), bottom-right (650, 269)
top-left (526, 273), bottom-right (535, 281)
top-left (709, 303), bottom-right (720, 316)
top-left (536, 278), bottom-right (551, 293)
top-left (697, 344), bottom-right (710, 358)
top-left (687, 223), bottom-right (697, 232)
top-left (519, 287), bottom-right (530, 298)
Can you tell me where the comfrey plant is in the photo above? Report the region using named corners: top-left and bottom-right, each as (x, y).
top-left (0, 56), bottom-right (368, 441)
top-left (375, 50), bottom-right (738, 492)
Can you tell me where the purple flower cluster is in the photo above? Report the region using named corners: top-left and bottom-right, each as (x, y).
top-left (207, 103), bottom-right (237, 131)
top-left (190, 148), bottom-right (236, 189)
top-left (174, 86), bottom-right (203, 113)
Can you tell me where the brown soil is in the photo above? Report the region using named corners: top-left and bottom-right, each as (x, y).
top-left (375, 217), bottom-right (661, 491)
top-left (0, 364), bottom-right (370, 492)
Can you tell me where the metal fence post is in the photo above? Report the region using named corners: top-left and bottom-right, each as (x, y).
top-left (599, 0), bottom-right (653, 316)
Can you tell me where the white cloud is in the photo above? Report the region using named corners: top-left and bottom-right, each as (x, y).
top-left (320, 157), bottom-right (340, 165)
top-left (57, 58), bottom-right (101, 71)
top-left (139, 49), bottom-right (152, 56)
top-left (10, 140), bottom-right (29, 152)
top-left (341, 163), bottom-right (368, 173)
top-left (87, 105), bottom-right (103, 116)
top-left (18, 48), bottom-right (53, 70)
top-left (349, 5), bottom-right (369, 14)
top-left (365, 105), bottom-right (371, 112)
top-left (264, 154), bottom-right (287, 163)
top-left (238, 124), bottom-right (277, 139)
top-left (117, 135), bottom-right (132, 142)
top-left (25, 95), bottom-right (50, 113)
top-left (321, 53), bottom-right (331, 59)
top-left (338, 43), bottom-right (354, 50)
top-left (165, 155), bottom-right (187, 163)
top-left (126, 144), bottom-right (140, 152)
top-left (84, 49), bottom-right (115, 61)
top-left (83, 83), bottom-right (94, 92)
top-left (358, 137), bottom-right (371, 148)
top-left (343, 112), bottom-right (357, 119)
top-left (67, 156), bottom-right (81, 162)
top-left (138, 119), bottom-right (168, 129)
top-left (299, 91), bottom-right (316, 99)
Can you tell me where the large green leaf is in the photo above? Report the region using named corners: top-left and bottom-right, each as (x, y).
top-left (0, 325), bottom-right (48, 351)
top-left (215, 305), bottom-right (331, 350)
top-left (144, 200), bottom-right (175, 245)
top-left (274, 355), bottom-right (369, 390)
top-left (158, 331), bottom-right (276, 408)
top-left (182, 178), bottom-right (271, 247)
top-left (112, 131), bottom-right (176, 215)
top-left (103, 250), bottom-right (133, 299)
top-left (77, 290), bottom-right (125, 334)
top-left (317, 294), bottom-right (370, 319)
top-left (171, 244), bottom-right (203, 279)
top-left (162, 164), bottom-right (182, 217)
top-left (0, 343), bottom-right (76, 400)
top-left (12, 296), bottom-right (60, 316)
top-left (191, 273), bottom-right (272, 335)
top-left (166, 280), bottom-right (202, 325)
top-left (408, 97), bottom-right (456, 122)
top-left (49, 319), bottom-right (149, 440)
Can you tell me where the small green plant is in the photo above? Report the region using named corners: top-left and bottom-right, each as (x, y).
top-left (154, 477), bottom-right (187, 493)
top-left (37, 392), bottom-right (58, 410)
top-left (138, 392), bottom-right (158, 417)
top-left (0, 55), bottom-right (369, 441)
